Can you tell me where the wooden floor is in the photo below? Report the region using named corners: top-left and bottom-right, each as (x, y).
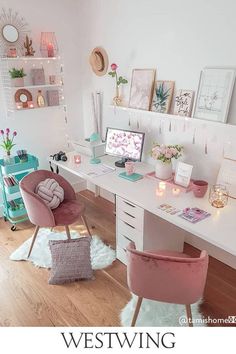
top-left (0, 189), bottom-right (235, 326)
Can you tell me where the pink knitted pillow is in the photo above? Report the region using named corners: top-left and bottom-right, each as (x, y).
top-left (35, 178), bottom-right (64, 209)
top-left (48, 237), bottom-right (93, 284)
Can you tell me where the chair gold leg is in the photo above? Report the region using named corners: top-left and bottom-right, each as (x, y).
top-left (81, 215), bottom-right (92, 237)
top-left (27, 226), bottom-right (40, 258)
top-left (131, 297), bottom-right (143, 327)
top-left (65, 225), bottom-right (71, 240)
top-left (185, 304), bottom-right (193, 327)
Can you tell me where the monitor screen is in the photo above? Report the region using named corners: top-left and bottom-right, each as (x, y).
top-left (105, 128), bottom-right (145, 161)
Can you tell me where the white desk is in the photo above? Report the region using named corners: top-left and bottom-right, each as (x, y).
top-left (51, 152), bottom-right (236, 267)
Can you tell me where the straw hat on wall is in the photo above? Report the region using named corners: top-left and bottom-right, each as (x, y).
top-left (89, 47), bottom-right (108, 76)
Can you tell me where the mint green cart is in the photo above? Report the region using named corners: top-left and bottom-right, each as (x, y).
top-left (0, 155), bottom-right (39, 231)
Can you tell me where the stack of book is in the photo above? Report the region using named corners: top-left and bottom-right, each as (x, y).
top-left (3, 175), bottom-right (18, 187)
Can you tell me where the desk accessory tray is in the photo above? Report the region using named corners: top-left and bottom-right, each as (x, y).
top-left (119, 172), bottom-right (143, 182)
top-left (145, 171), bottom-right (193, 192)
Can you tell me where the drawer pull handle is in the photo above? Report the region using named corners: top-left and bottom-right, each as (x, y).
top-left (121, 234), bottom-right (132, 243)
top-left (123, 221), bottom-right (135, 229)
top-left (124, 211), bottom-right (135, 218)
top-left (124, 201), bottom-right (135, 208)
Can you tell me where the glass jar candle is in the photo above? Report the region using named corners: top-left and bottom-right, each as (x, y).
top-left (209, 184), bottom-right (228, 208)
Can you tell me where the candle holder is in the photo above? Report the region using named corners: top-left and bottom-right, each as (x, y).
top-left (40, 32), bottom-right (58, 57)
top-left (209, 184), bottom-right (228, 208)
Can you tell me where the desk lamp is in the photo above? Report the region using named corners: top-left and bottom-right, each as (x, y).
top-left (89, 132), bottom-right (101, 164)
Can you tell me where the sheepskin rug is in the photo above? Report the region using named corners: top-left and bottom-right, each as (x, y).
top-left (120, 295), bottom-right (205, 327)
top-left (10, 228), bottom-right (116, 270)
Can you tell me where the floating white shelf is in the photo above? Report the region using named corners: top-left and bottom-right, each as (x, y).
top-left (1, 56), bottom-right (60, 61)
top-left (9, 104), bottom-right (65, 113)
top-left (6, 83), bottom-right (63, 90)
top-left (109, 104), bottom-right (225, 128)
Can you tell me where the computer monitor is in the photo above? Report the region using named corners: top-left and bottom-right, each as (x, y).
top-left (105, 127), bottom-right (145, 167)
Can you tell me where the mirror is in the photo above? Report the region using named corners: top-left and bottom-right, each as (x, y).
top-left (19, 94), bottom-right (27, 103)
top-left (2, 24), bottom-right (19, 43)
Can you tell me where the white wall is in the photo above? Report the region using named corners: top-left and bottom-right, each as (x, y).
top-left (0, 0), bottom-right (84, 166)
top-left (76, 0), bottom-right (236, 184)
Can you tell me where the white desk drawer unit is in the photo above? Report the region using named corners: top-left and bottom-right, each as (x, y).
top-left (116, 196), bottom-right (144, 264)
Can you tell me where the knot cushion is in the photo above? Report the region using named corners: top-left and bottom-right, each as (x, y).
top-left (35, 178), bottom-right (64, 209)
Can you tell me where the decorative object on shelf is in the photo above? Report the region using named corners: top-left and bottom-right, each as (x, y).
top-left (0, 128), bottom-right (17, 164)
top-left (7, 47), bottom-right (17, 57)
top-left (129, 69), bottom-right (156, 110)
top-left (150, 143), bottom-right (183, 180)
top-left (209, 184), bottom-right (228, 208)
top-left (174, 89), bottom-right (194, 117)
top-left (89, 46), bottom-right (108, 76)
top-left (17, 149), bottom-right (28, 163)
top-left (174, 161), bottom-right (193, 188)
top-left (192, 180), bottom-right (208, 198)
top-left (31, 68), bottom-right (45, 85)
top-left (0, 8), bottom-right (29, 56)
top-left (108, 63), bottom-right (128, 106)
top-left (40, 32), bottom-right (58, 57)
top-left (193, 67), bottom-right (236, 123)
top-left (36, 90), bottom-right (45, 107)
top-left (9, 67), bottom-right (26, 87)
top-left (49, 74), bottom-right (56, 84)
top-left (27, 101), bottom-right (34, 109)
top-left (47, 90), bottom-right (59, 106)
top-left (151, 81), bottom-right (174, 113)
top-left (15, 88), bottom-right (32, 109)
top-left (24, 34), bottom-right (35, 56)
top-left (216, 157), bottom-right (236, 198)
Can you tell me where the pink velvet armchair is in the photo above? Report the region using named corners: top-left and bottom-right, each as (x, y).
top-left (126, 243), bottom-right (209, 327)
top-left (20, 170), bottom-right (91, 258)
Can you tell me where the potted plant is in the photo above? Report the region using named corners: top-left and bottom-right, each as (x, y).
top-left (0, 128), bottom-right (17, 164)
top-left (150, 143), bottom-right (183, 180)
top-left (108, 63), bottom-right (128, 106)
top-left (9, 68), bottom-right (26, 87)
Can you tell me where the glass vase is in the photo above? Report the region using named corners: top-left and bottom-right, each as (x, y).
top-left (3, 151), bottom-right (13, 165)
top-left (113, 86), bottom-right (122, 106)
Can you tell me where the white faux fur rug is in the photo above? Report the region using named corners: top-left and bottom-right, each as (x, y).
top-left (10, 228), bottom-right (116, 270)
top-left (121, 296), bottom-right (205, 327)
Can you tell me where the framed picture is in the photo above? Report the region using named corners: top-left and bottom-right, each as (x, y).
top-left (174, 89), bottom-right (194, 117)
top-left (193, 67), bottom-right (236, 123)
top-left (151, 80), bottom-right (174, 113)
top-left (129, 69), bottom-right (156, 110)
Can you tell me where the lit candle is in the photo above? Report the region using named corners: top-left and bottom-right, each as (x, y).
top-left (28, 101), bottom-right (34, 109)
top-left (16, 102), bottom-right (23, 110)
top-left (74, 155), bottom-right (81, 164)
top-left (47, 43), bottom-right (54, 57)
top-left (159, 181), bottom-right (166, 190)
top-left (156, 188), bottom-right (164, 197)
top-left (172, 187), bottom-right (180, 196)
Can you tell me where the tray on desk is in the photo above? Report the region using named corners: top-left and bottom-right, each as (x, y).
top-left (145, 171), bottom-right (193, 192)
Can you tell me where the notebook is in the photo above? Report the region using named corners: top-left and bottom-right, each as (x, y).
top-left (119, 172), bottom-right (143, 182)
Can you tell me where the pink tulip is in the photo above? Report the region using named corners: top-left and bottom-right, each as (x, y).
top-left (6, 128), bottom-right (10, 134)
top-left (0, 130), bottom-right (4, 135)
top-left (111, 63), bottom-right (118, 71)
top-left (13, 131), bottom-right (17, 136)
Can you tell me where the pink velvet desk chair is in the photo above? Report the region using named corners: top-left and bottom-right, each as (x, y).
top-left (126, 243), bottom-right (208, 327)
top-left (20, 170), bottom-right (91, 258)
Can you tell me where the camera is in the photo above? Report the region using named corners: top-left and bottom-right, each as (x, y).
top-left (51, 151), bottom-right (67, 162)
